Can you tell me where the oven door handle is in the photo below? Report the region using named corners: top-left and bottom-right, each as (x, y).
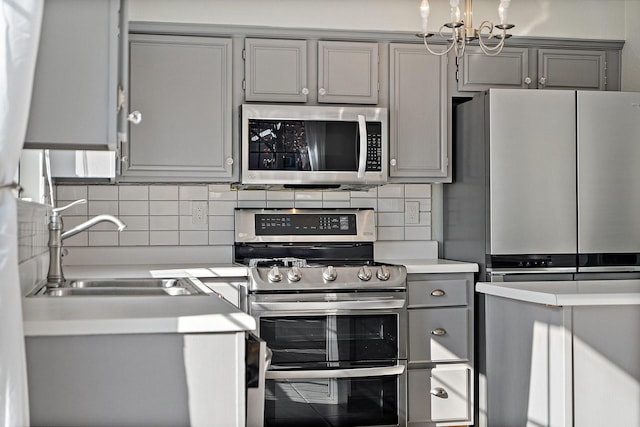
top-left (265, 364), bottom-right (405, 380)
top-left (357, 114), bottom-right (367, 179)
top-left (251, 299), bottom-right (405, 311)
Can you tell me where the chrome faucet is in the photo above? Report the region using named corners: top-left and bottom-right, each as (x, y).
top-left (47, 199), bottom-right (126, 286)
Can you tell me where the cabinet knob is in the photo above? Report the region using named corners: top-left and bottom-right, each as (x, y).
top-left (431, 328), bottom-right (447, 336)
top-left (302, 87), bottom-right (310, 95)
top-left (318, 88), bottom-right (326, 96)
top-left (430, 289), bottom-right (445, 297)
top-left (127, 110), bottom-right (142, 125)
top-left (539, 76), bottom-right (547, 86)
top-left (524, 76), bottom-right (532, 85)
top-left (226, 157), bottom-right (234, 165)
top-left (390, 158), bottom-right (397, 166)
top-left (121, 156), bottom-right (128, 164)
top-left (430, 387), bottom-right (449, 399)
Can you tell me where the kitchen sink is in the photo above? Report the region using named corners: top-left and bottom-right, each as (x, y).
top-left (28, 278), bottom-right (206, 297)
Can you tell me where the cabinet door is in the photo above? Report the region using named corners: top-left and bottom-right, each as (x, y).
top-left (409, 307), bottom-right (469, 363)
top-left (123, 34), bottom-right (233, 181)
top-left (244, 38), bottom-right (308, 102)
top-left (458, 46), bottom-right (531, 91)
top-left (317, 41), bottom-right (379, 104)
top-left (25, 0), bottom-right (122, 150)
top-left (537, 49), bottom-right (606, 90)
top-left (389, 44), bottom-right (449, 182)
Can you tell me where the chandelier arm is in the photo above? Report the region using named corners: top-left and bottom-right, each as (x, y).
top-left (422, 27), bottom-right (457, 56)
top-left (476, 20), bottom-right (506, 56)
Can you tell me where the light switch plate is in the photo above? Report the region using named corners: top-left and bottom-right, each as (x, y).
top-left (405, 201), bottom-right (420, 224)
top-left (191, 201), bottom-right (207, 225)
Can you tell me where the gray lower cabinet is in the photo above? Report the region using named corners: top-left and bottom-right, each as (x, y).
top-left (458, 46), bottom-right (614, 92)
top-left (25, 0), bottom-right (125, 150)
top-left (123, 34), bottom-right (233, 181)
top-left (406, 273), bottom-right (474, 426)
top-left (389, 44), bottom-right (450, 182)
top-left (244, 38), bottom-right (379, 104)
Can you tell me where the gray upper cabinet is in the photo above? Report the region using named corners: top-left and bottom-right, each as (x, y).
top-left (244, 38), bottom-right (309, 102)
top-left (122, 34), bottom-right (233, 181)
top-left (244, 38), bottom-right (379, 104)
top-left (317, 41), bottom-right (379, 104)
top-left (25, 0), bottom-right (124, 150)
top-left (537, 49), bottom-right (606, 90)
top-left (389, 44), bottom-right (450, 182)
top-left (458, 46), bottom-right (531, 91)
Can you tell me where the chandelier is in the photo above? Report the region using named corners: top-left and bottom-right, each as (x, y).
top-left (419, 0), bottom-right (514, 57)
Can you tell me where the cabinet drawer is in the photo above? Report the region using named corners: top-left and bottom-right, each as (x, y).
top-left (408, 279), bottom-right (468, 308)
top-left (409, 308), bottom-right (469, 362)
top-left (408, 365), bottom-right (472, 425)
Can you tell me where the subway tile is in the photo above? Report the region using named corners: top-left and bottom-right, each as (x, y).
top-left (266, 191), bottom-right (295, 201)
top-left (119, 185), bottom-right (149, 201)
top-left (179, 201), bottom-right (192, 216)
top-left (238, 190), bottom-right (266, 201)
top-left (88, 200), bottom-right (118, 216)
top-left (266, 200), bottom-right (294, 208)
top-left (322, 201), bottom-right (351, 208)
top-left (377, 184), bottom-right (404, 198)
top-left (294, 191), bottom-right (322, 201)
top-left (294, 201), bottom-right (323, 208)
top-left (405, 184), bottom-right (431, 198)
top-left (404, 226), bottom-right (431, 241)
top-left (350, 198), bottom-right (377, 209)
top-left (378, 212), bottom-right (405, 227)
top-left (150, 231), bottom-right (179, 246)
top-left (350, 187), bottom-right (377, 198)
top-left (150, 216), bottom-right (179, 231)
top-left (119, 231), bottom-right (149, 246)
top-left (404, 211), bottom-right (432, 227)
top-left (88, 185), bottom-right (118, 201)
top-left (63, 215), bottom-right (89, 229)
top-left (88, 231), bottom-right (118, 246)
top-left (179, 215), bottom-right (209, 231)
top-left (149, 201), bottom-right (179, 216)
top-left (180, 230), bottom-right (208, 245)
top-left (119, 201), bottom-right (149, 216)
top-left (118, 216), bottom-right (149, 231)
top-left (149, 185), bottom-right (179, 200)
top-left (209, 230), bottom-right (235, 246)
top-left (377, 226), bottom-right (404, 241)
top-left (209, 201), bottom-right (238, 216)
top-left (179, 185), bottom-right (208, 201)
top-left (63, 233), bottom-right (88, 247)
top-left (209, 185), bottom-right (237, 201)
top-left (209, 215), bottom-right (234, 231)
top-left (322, 192), bottom-right (350, 201)
top-left (208, 184), bottom-right (232, 193)
top-left (377, 198), bottom-right (404, 213)
top-left (56, 185), bottom-right (87, 201)
top-left (58, 201), bottom-right (88, 216)
top-left (238, 200), bottom-right (267, 209)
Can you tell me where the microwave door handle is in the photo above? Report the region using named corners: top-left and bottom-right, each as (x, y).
top-left (266, 365), bottom-right (405, 380)
top-left (357, 114), bottom-right (367, 179)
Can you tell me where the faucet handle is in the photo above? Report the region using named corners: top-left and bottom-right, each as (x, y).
top-left (52, 199), bottom-right (87, 214)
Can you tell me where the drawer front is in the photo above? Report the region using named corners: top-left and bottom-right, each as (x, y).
top-left (408, 279), bottom-right (468, 308)
top-left (408, 365), bottom-right (472, 425)
top-left (409, 308), bottom-right (469, 362)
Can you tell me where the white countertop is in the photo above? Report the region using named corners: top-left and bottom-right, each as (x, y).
top-left (377, 258), bottom-right (478, 274)
top-left (476, 279), bottom-right (640, 306)
top-left (62, 263), bottom-right (249, 279)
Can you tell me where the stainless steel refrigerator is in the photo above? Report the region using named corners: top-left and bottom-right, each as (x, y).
top-left (443, 88), bottom-right (640, 426)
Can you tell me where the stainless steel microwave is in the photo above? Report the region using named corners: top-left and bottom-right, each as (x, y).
top-left (241, 104), bottom-right (388, 188)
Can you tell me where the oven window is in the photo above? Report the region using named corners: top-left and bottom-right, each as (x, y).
top-left (265, 374), bottom-right (398, 427)
top-left (260, 315), bottom-right (397, 366)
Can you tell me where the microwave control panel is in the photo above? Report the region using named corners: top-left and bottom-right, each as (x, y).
top-left (365, 123), bottom-right (382, 172)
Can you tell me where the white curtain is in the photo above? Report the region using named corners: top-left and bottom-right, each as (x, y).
top-left (0, 1), bottom-right (44, 426)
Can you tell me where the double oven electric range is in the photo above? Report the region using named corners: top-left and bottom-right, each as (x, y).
top-left (234, 208), bottom-right (407, 427)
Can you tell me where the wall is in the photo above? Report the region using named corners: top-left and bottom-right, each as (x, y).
top-left (16, 200), bottom-right (49, 294)
top-left (55, 183), bottom-right (433, 264)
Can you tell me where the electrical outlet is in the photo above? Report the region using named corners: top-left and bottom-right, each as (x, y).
top-left (191, 201), bottom-right (207, 226)
top-left (405, 201), bottom-right (420, 225)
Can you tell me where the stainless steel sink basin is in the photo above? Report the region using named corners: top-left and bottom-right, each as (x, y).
top-left (29, 278), bottom-right (206, 297)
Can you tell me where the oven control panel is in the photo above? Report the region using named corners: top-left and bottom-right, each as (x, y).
top-left (256, 213), bottom-right (356, 236)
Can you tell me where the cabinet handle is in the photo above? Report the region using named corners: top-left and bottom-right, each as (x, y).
top-left (127, 110), bottom-right (142, 125)
top-left (431, 328), bottom-right (447, 336)
top-left (524, 76), bottom-right (532, 85)
top-left (539, 76), bottom-right (547, 86)
top-left (302, 87), bottom-right (309, 95)
top-left (390, 158), bottom-right (397, 166)
top-left (430, 289), bottom-right (445, 297)
top-left (318, 88), bottom-right (326, 96)
top-left (430, 387), bottom-right (449, 399)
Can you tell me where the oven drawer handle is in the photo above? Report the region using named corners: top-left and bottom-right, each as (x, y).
top-left (252, 299), bottom-right (405, 311)
top-left (265, 365), bottom-right (405, 380)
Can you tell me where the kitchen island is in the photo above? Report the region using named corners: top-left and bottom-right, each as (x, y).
top-left (476, 279), bottom-right (640, 427)
top-left (22, 265), bottom-right (255, 427)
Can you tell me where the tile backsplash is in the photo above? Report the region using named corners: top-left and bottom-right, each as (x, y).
top-left (54, 183), bottom-right (432, 248)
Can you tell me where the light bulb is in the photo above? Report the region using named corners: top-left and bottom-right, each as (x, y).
top-left (420, 0), bottom-right (431, 34)
top-left (498, 0), bottom-right (511, 25)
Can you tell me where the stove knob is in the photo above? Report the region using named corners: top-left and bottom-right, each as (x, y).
top-left (322, 266), bottom-right (337, 282)
top-left (287, 266), bottom-right (302, 282)
top-left (358, 266), bottom-right (372, 281)
top-left (376, 266), bottom-right (391, 281)
top-left (267, 266), bottom-right (282, 283)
